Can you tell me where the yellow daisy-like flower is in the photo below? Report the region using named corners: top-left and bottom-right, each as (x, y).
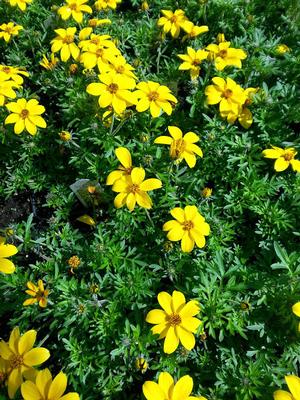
top-left (146, 290), bottom-right (202, 354)
top-left (157, 9), bottom-right (187, 38)
top-left (0, 22), bottom-right (23, 42)
top-left (0, 65), bottom-right (29, 85)
top-left (154, 126), bottom-right (203, 168)
top-left (39, 54), bottom-right (59, 70)
top-left (88, 18), bottom-right (111, 27)
top-left (0, 236), bottom-right (18, 274)
top-left (5, 98), bottom-right (47, 135)
top-left (58, 0), bottom-right (92, 23)
top-left (80, 38), bottom-right (120, 70)
top-left (0, 327), bottom-right (50, 399)
top-left (135, 81), bottom-right (177, 118)
top-left (112, 167), bottom-right (162, 212)
top-left (178, 47), bottom-right (209, 80)
top-left (7, 0), bottom-right (32, 11)
top-left (0, 73), bottom-right (19, 106)
top-left (100, 55), bottom-right (137, 85)
top-left (274, 375), bottom-right (300, 400)
top-left (23, 280), bottom-right (49, 308)
top-left (94, 0), bottom-right (122, 10)
top-left (51, 28), bottom-right (80, 62)
top-left (86, 73), bottom-right (136, 115)
top-left (181, 21), bottom-right (209, 41)
top-left (106, 147), bottom-right (134, 185)
top-left (206, 41), bottom-right (247, 71)
top-left (21, 368), bottom-right (79, 400)
top-left (262, 146), bottom-right (300, 172)
top-left (276, 44), bottom-right (290, 54)
top-left (205, 77), bottom-right (246, 119)
top-left (201, 187), bottom-right (212, 198)
top-left (163, 205), bottom-right (210, 252)
top-left (143, 372), bottom-right (207, 400)
top-left (292, 302), bottom-right (300, 332)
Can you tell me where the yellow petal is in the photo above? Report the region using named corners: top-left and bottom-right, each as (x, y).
top-left (292, 302), bottom-right (300, 317)
top-left (18, 330), bottom-right (36, 355)
top-left (285, 375), bottom-right (300, 399)
top-left (171, 291), bottom-right (186, 313)
top-left (167, 226), bottom-right (184, 241)
top-left (154, 135), bottom-right (173, 145)
top-left (76, 215), bottom-right (96, 226)
top-left (48, 371), bottom-right (67, 399)
top-left (131, 167), bottom-right (145, 185)
top-left (0, 244), bottom-right (18, 257)
top-left (163, 326), bottom-right (179, 354)
top-left (106, 170), bottom-right (124, 185)
top-left (115, 147), bottom-right (132, 169)
top-left (273, 390), bottom-right (293, 400)
top-left (163, 220), bottom-right (181, 232)
top-left (9, 327), bottom-right (20, 354)
top-left (290, 159), bottom-right (300, 172)
top-left (8, 368), bottom-right (22, 399)
top-left (135, 192), bottom-right (152, 209)
top-left (274, 158), bottom-right (289, 172)
top-left (158, 292), bottom-right (172, 314)
top-left (114, 192), bottom-right (127, 208)
top-left (139, 178), bottom-right (162, 191)
top-left (21, 381), bottom-right (41, 400)
top-left (158, 372), bottom-right (174, 398)
top-left (60, 393), bottom-right (80, 400)
top-left (183, 152), bottom-right (196, 168)
top-left (184, 205), bottom-right (198, 220)
top-left (0, 340), bottom-right (13, 359)
top-left (168, 126), bottom-right (182, 140)
top-left (143, 381), bottom-right (165, 400)
top-left (190, 229), bottom-right (206, 248)
top-left (173, 375), bottom-right (194, 400)
top-left (180, 317), bottom-right (201, 332)
top-left (126, 192), bottom-right (136, 212)
top-left (23, 298), bottom-right (38, 306)
top-left (23, 348), bottom-right (50, 367)
top-left (262, 148), bottom-right (282, 159)
top-left (146, 309), bottom-right (167, 324)
top-left (170, 207), bottom-right (185, 223)
top-left (179, 300), bottom-right (200, 318)
top-left (183, 132), bottom-right (199, 143)
top-left (0, 258), bottom-right (16, 274)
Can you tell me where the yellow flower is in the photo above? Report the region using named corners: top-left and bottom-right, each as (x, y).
top-left (205, 77), bottom-right (246, 118)
top-left (206, 41), bottom-right (247, 71)
top-left (163, 205), bottom-right (210, 252)
top-left (178, 47), bottom-right (209, 79)
top-left (88, 18), bottom-right (111, 27)
top-left (157, 9), bottom-right (187, 38)
top-left (99, 55), bottom-right (137, 85)
top-left (262, 146), bottom-right (300, 172)
top-left (23, 280), bottom-right (49, 308)
top-left (146, 290), bottom-right (202, 353)
top-left (201, 187), bottom-right (212, 198)
top-left (0, 237), bottom-right (18, 274)
top-left (76, 214), bottom-right (96, 226)
top-left (106, 147), bottom-right (134, 185)
top-left (0, 22), bottom-right (23, 42)
top-left (59, 130), bottom-right (72, 141)
top-left (0, 327), bottom-right (50, 399)
top-left (216, 33), bottom-right (226, 43)
top-left (7, 0), bottom-right (32, 11)
top-left (86, 73), bottom-right (136, 115)
top-left (5, 98), bottom-right (47, 135)
top-left (292, 302), bottom-right (300, 332)
top-left (0, 65), bottom-right (29, 85)
top-left (94, 0), bottom-right (122, 10)
top-left (51, 28), bottom-right (80, 62)
top-left (135, 357), bottom-right (148, 373)
top-left (80, 38), bottom-right (121, 70)
top-left (58, 0), bottom-right (92, 23)
top-left (276, 44), bottom-right (290, 54)
top-left (21, 368), bottom-right (79, 400)
top-left (112, 167), bottom-right (162, 212)
top-left (154, 126), bottom-right (203, 168)
top-left (141, 1), bottom-right (149, 11)
top-left (68, 255), bottom-right (81, 273)
top-left (181, 21), bottom-right (209, 40)
top-left (0, 356), bottom-right (9, 386)
top-left (0, 73), bottom-right (19, 106)
top-left (143, 372), bottom-right (207, 400)
top-left (274, 375), bottom-right (300, 400)
top-left (135, 81), bottom-right (177, 118)
top-left (39, 54), bottom-right (59, 70)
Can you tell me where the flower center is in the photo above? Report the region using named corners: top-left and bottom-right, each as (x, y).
top-left (116, 65), bottom-right (125, 73)
top-left (91, 38), bottom-right (100, 45)
top-left (192, 59), bottom-right (200, 66)
top-left (122, 167), bottom-right (133, 175)
top-left (96, 48), bottom-right (104, 57)
top-left (2, 67), bottom-right (11, 73)
top-left (10, 355), bottom-right (23, 369)
top-left (63, 35), bottom-right (74, 44)
top-left (69, 3), bottom-right (77, 10)
top-left (223, 88), bottom-right (233, 98)
top-left (219, 49), bottom-right (227, 58)
top-left (170, 15), bottom-right (177, 23)
top-left (107, 83), bottom-right (119, 94)
top-left (171, 139), bottom-right (186, 158)
top-left (89, 19), bottom-right (97, 27)
top-left (6, 27), bottom-right (13, 34)
top-left (148, 91), bottom-right (159, 101)
top-left (129, 184), bottom-right (140, 194)
top-left (20, 109), bottom-right (29, 119)
top-left (283, 151), bottom-right (294, 161)
top-left (168, 313), bottom-right (181, 326)
top-left (183, 220), bottom-right (194, 231)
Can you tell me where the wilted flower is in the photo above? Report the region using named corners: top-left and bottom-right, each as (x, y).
top-left (23, 280), bottom-right (49, 308)
top-left (135, 357), bottom-right (148, 373)
top-left (40, 54), bottom-right (59, 70)
top-left (201, 187), bottom-right (212, 198)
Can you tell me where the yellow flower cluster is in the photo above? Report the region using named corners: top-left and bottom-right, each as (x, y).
top-left (157, 9), bottom-right (208, 40)
top-left (0, 327), bottom-right (79, 399)
top-left (205, 77), bottom-right (257, 129)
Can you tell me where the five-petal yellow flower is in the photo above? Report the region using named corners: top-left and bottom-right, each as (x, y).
top-left (178, 47), bottom-right (209, 79)
top-left (163, 205), bottom-right (210, 252)
top-left (146, 290), bottom-right (202, 354)
top-left (0, 22), bottom-right (23, 42)
top-left (262, 146), bottom-right (300, 172)
top-left (157, 9), bottom-right (187, 38)
top-left (58, 0), bottom-right (92, 23)
top-left (154, 126), bottom-right (203, 168)
top-left (51, 28), bottom-right (80, 62)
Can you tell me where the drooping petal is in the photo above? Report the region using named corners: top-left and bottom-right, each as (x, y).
top-left (173, 375), bottom-right (194, 400)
